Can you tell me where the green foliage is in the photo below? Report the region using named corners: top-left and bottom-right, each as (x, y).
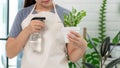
top-left (85, 0), bottom-right (108, 67)
top-left (83, 0), bottom-right (120, 68)
top-left (64, 8), bottom-right (86, 27)
top-left (85, 35), bottom-right (100, 68)
top-left (100, 37), bottom-right (110, 57)
top-left (85, 52), bottom-right (100, 68)
top-left (112, 31), bottom-right (120, 45)
top-left (63, 8), bottom-right (86, 68)
top-left (98, 0), bottom-right (107, 42)
top-left (69, 62), bottom-right (77, 68)
top-left (84, 32), bottom-right (120, 68)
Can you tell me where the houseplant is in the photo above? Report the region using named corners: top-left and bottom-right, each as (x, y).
top-left (84, 0), bottom-right (108, 67)
top-left (83, 0), bottom-right (120, 68)
top-left (84, 31), bottom-right (120, 68)
top-left (64, 8), bottom-right (86, 27)
top-left (63, 8), bottom-right (86, 68)
top-left (63, 8), bottom-right (86, 43)
top-left (98, 0), bottom-right (107, 42)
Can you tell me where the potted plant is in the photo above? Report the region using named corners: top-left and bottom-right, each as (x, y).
top-left (63, 8), bottom-right (86, 43)
top-left (63, 8), bottom-right (86, 68)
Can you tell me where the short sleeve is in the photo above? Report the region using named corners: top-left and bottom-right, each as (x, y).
top-left (56, 5), bottom-right (70, 23)
top-left (8, 10), bottom-right (24, 38)
top-left (9, 5), bottom-right (34, 38)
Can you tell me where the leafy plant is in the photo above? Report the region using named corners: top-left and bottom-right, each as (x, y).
top-left (98, 0), bottom-right (107, 42)
top-left (82, 0), bottom-right (120, 68)
top-left (84, 0), bottom-right (108, 67)
top-left (84, 31), bottom-right (120, 68)
top-left (85, 34), bottom-right (101, 68)
top-left (64, 8), bottom-right (86, 27)
top-left (63, 8), bottom-right (86, 68)
top-left (112, 32), bottom-right (120, 45)
top-left (69, 62), bottom-right (77, 68)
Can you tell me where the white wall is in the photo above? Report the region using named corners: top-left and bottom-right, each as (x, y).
top-left (55, 0), bottom-right (120, 39)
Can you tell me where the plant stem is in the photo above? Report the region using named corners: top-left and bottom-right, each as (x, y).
top-left (101, 59), bottom-right (103, 68)
top-left (82, 27), bottom-right (87, 68)
top-left (87, 33), bottom-right (100, 55)
top-left (82, 54), bottom-right (86, 68)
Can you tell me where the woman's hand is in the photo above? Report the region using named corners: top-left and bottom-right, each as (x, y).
top-left (67, 30), bottom-right (86, 48)
top-left (6, 20), bottom-right (45, 58)
top-left (67, 30), bottom-right (87, 62)
top-left (26, 20), bottom-right (45, 34)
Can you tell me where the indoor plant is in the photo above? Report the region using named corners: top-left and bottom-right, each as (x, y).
top-left (84, 0), bottom-right (108, 67)
top-left (84, 31), bottom-right (120, 68)
top-left (63, 8), bottom-right (86, 68)
top-left (83, 0), bottom-right (120, 67)
top-left (63, 8), bottom-right (86, 43)
top-left (64, 8), bottom-right (86, 27)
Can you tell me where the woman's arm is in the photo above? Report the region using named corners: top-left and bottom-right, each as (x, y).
top-left (67, 30), bottom-right (87, 62)
top-left (6, 26), bottom-right (31, 58)
top-left (6, 20), bottom-right (45, 58)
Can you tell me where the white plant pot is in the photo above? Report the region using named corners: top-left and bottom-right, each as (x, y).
top-left (61, 27), bottom-right (81, 43)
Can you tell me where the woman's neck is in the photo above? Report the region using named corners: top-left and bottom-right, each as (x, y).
top-left (35, 4), bottom-right (54, 12)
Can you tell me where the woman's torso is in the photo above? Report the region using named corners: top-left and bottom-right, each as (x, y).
top-left (20, 4), bottom-right (69, 68)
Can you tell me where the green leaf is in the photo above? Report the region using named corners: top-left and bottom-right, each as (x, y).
top-left (72, 8), bottom-right (77, 14)
top-left (92, 38), bottom-right (100, 43)
top-left (91, 59), bottom-right (99, 65)
top-left (100, 37), bottom-right (110, 57)
top-left (69, 62), bottom-right (76, 68)
top-left (98, 0), bottom-right (107, 43)
top-left (69, 62), bottom-right (73, 68)
top-left (87, 41), bottom-right (94, 49)
top-left (64, 8), bottom-right (86, 27)
top-left (112, 31), bottom-right (120, 45)
top-left (86, 33), bottom-right (99, 55)
top-left (91, 52), bottom-right (99, 57)
top-left (86, 56), bottom-right (92, 62)
top-left (86, 54), bottom-right (91, 58)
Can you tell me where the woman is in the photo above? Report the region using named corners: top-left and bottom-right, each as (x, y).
top-left (6, 0), bottom-right (87, 68)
